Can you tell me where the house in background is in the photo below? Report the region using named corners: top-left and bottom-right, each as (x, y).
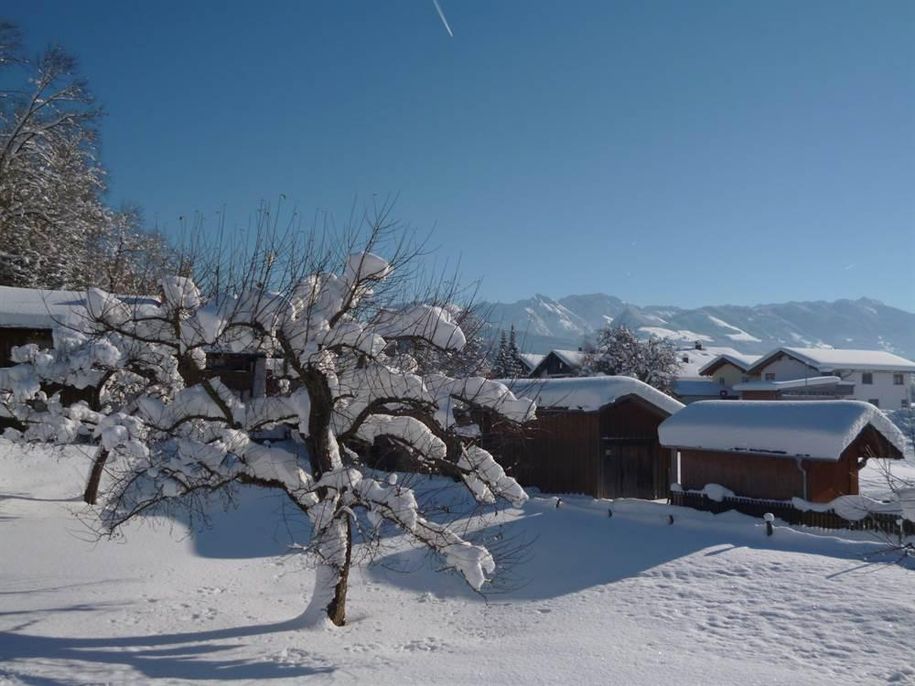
top-left (697, 352), bottom-right (760, 389)
top-left (659, 400), bottom-right (906, 502)
top-left (517, 352), bottom-right (545, 376)
top-left (733, 375), bottom-right (854, 400)
top-left (482, 376), bottom-right (684, 500)
top-left (672, 345), bottom-right (757, 403)
top-left (743, 347), bottom-right (915, 409)
top-left (529, 349), bottom-right (586, 378)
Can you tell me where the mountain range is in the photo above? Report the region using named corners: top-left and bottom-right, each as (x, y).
top-left (480, 293), bottom-right (915, 359)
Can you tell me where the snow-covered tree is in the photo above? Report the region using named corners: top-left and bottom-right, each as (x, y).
top-left (581, 325), bottom-right (679, 392)
top-left (0, 22), bottom-right (177, 291)
top-left (406, 306), bottom-right (491, 378)
top-left (490, 326), bottom-right (525, 379)
top-left (0, 219), bottom-right (536, 626)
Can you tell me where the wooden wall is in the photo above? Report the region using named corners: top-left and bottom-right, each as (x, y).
top-left (680, 449), bottom-right (805, 500)
top-left (489, 411), bottom-right (602, 497)
top-left (679, 426), bottom-right (896, 503)
top-left (599, 397), bottom-right (670, 499)
top-left (483, 396), bottom-right (671, 499)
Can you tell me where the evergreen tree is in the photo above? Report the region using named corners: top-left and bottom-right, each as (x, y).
top-left (505, 325), bottom-right (525, 378)
top-left (491, 330), bottom-right (510, 378)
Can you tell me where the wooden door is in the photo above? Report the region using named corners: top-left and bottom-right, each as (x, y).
top-left (601, 437), bottom-right (668, 500)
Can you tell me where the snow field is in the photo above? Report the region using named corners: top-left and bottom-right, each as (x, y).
top-left (2, 443), bottom-right (915, 685)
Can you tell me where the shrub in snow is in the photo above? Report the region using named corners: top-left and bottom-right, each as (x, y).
top-left (0, 222), bottom-right (536, 626)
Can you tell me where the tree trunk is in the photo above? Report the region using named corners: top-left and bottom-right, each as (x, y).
top-left (326, 517), bottom-right (353, 626)
top-left (83, 447), bottom-right (109, 505)
top-left (301, 370), bottom-right (352, 626)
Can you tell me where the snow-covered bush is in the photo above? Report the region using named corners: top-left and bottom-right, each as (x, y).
top-left (0, 221), bottom-right (536, 626)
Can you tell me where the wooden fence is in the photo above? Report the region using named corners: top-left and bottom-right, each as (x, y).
top-left (670, 490), bottom-right (915, 537)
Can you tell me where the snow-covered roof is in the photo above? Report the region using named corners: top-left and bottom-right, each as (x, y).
top-left (675, 346), bottom-right (751, 378)
top-left (497, 376), bottom-right (684, 416)
top-left (518, 353), bottom-right (545, 371)
top-left (0, 286), bottom-right (158, 331)
top-left (732, 376), bottom-right (849, 392)
top-left (747, 347), bottom-right (915, 374)
top-left (698, 352), bottom-right (761, 376)
top-left (659, 400), bottom-right (906, 461)
top-left (0, 286), bottom-right (88, 329)
top-left (551, 349), bottom-right (585, 369)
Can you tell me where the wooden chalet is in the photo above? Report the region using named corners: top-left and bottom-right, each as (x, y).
top-left (659, 400), bottom-right (906, 503)
top-left (482, 376), bottom-right (684, 499)
top-left (529, 349), bottom-right (585, 378)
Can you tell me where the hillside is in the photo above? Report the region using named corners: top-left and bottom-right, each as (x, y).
top-left (482, 294), bottom-right (915, 358)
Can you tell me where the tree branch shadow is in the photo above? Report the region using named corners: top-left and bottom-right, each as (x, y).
top-left (0, 613), bottom-right (335, 681)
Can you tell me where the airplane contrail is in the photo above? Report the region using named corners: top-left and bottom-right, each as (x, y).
top-left (433, 0), bottom-right (454, 37)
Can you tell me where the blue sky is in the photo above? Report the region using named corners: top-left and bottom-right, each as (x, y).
top-left (7, 1), bottom-right (914, 310)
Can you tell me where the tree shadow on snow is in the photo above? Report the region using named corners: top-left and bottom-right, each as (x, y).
top-left (369, 504), bottom-right (713, 600)
top-left (368, 498), bottom-right (913, 601)
top-left (0, 491), bottom-right (83, 504)
top-left (132, 487), bottom-right (312, 561)
top-left (0, 614), bottom-right (335, 682)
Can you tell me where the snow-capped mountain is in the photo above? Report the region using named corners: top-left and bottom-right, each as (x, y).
top-left (481, 294), bottom-right (915, 359)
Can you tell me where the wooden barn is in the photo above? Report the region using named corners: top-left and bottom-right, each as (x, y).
top-left (659, 400), bottom-right (906, 503)
top-left (482, 376), bottom-right (684, 499)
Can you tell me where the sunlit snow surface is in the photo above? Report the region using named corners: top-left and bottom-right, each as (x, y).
top-left (2, 441), bottom-right (915, 685)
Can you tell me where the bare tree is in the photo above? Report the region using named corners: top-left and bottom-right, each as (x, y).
top-left (0, 209), bottom-right (536, 627)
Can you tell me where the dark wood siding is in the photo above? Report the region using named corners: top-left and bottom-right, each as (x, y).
top-left (599, 397), bottom-right (670, 499)
top-left (678, 425), bottom-right (897, 503)
top-left (740, 390), bottom-right (779, 400)
top-left (483, 396), bottom-right (672, 499)
top-left (0, 327), bottom-right (54, 366)
top-left (531, 352), bottom-right (581, 378)
top-left (489, 411), bottom-right (601, 497)
top-left (205, 353), bottom-right (264, 399)
top-left (680, 449), bottom-right (805, 500)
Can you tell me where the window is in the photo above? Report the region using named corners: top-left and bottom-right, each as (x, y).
top-left (894, 373), bottom-right (905, 385)
top-left (764, 373), bottom-right (776, 381)
top-left (718, 376), bottom-right (726, 386)
top-left (868, 399), bottom-right (880, 408)
top-left (862, 372), bottom-right (873, 385)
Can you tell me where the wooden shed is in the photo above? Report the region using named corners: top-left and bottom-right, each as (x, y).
top-left (0, 285), bottom-right (266, 401)
top-left (482, 376), bottom-right (684, 499)
top-left (659, 400), bottom-right (906, 503)
top-left (0, 286), bottom-right (86, 366)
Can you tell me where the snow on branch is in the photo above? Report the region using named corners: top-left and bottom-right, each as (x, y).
top-left (0, 228), bottom-right (537, 625)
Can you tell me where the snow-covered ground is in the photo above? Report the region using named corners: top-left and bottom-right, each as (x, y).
top-left (3, 442), bottom-right (915, 685)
